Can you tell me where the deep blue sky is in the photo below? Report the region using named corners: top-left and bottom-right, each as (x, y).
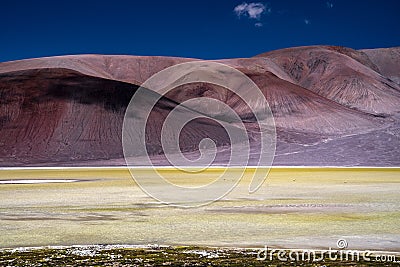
top-left (1, 0), bottom-right (399, 62)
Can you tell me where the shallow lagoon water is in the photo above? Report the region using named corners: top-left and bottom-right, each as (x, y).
top-left (0, 167), bottom-right (399, 251)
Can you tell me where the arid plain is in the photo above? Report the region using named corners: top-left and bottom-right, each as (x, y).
top-left (1, 167), bottom-right (399, 251)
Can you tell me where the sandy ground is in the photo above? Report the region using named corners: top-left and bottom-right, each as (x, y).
top-left (0, 167), bottom-right (399, 252)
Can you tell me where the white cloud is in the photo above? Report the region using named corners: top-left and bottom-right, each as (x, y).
top-left (234, 2), bottom-right (268, 20)
top-left (254, 22), bottom-right (263, 27)
top-left (304, 19), bottom-right (311, 25)
top-left (326, 1), bottom-right (334, 8)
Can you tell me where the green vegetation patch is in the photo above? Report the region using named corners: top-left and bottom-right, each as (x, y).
top-left (1, 245), bottom-right (399, 267)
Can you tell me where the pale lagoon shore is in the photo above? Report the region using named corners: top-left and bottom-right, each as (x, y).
top-left (0, 167), bottom-right (399, 252)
